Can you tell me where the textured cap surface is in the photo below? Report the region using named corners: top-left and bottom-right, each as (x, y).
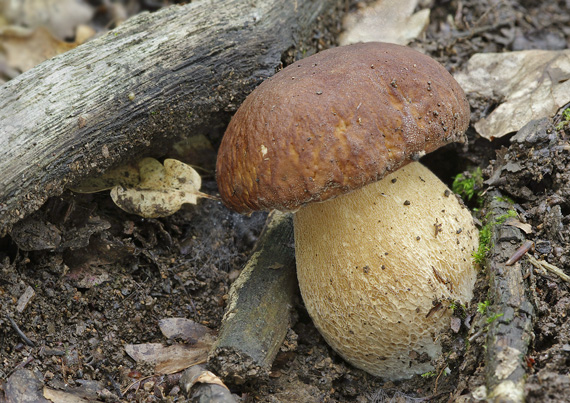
top-left (216, 42), bottom-right (470, 213)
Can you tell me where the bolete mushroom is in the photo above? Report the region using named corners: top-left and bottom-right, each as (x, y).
top-left (215, 42), bottom-right (479, 379)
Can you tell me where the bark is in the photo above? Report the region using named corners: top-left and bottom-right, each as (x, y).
top-left (0, 0), bottom-right (342, 235)
top-left (208, 211), bottom-right (297, 384)
top-left (180, 365), bottom-right (237, 403)
top-left (484, 191), bottom-right (534, 403)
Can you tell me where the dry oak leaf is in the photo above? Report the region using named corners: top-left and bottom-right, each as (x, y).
top-left (339, 0), bottom-right (430, 46)
top-left (455, 49), bottom-right (570, 140)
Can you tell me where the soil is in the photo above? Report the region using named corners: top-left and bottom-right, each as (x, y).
top-left (2, 0), bottom-right (570, 402)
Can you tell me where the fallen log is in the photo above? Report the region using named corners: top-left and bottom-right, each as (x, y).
top-left (0, 0), bottom-right (342, 235)
top-left (484, 191), bottom-right (534, 402)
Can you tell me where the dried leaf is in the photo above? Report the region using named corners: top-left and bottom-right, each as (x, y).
top-left (450, 316), bottom-right (461, 333)
top-left (504, 217), bottom-right (533, 234)
top-left (0, 26), bottom-right (77, 72)
top-left (159, 318), bottom-right (217, 346)
top-left (186, 369), bottom-right (228, 390)
top-left (1, 0), bottom-right (94, 40)
top-left (124, 343), bottom-right (210, 375)
top-left (43, 387), bottom-right (89, 403)
top-left (126, 319), bottom-right (216, 375)
top-left (339, 0), bottom-right (430, 46)
top-left (66, 265), bottom-right (109, 288)
top-left (455, 49), bottom-right (570, 140)
top-left (110, 158), bottom-right (205, 218)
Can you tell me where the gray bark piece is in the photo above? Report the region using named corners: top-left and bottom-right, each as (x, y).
top-left (5, 369), bottom-right (50, 403)
top-left (208, 211), bottom-right (297, 384)
top-left (0, 0), bottom-right (340, 235)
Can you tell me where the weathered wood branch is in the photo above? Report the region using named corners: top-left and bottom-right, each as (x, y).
top-left (484, 191), bottom-right (534, 402)
top-left (0, 0), bottom-right (342, 235)
top-left (208, 211), bottom-right (297, 384)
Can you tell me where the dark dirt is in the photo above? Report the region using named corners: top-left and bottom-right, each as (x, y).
top-left (3, 0), bottom-right (570, 402)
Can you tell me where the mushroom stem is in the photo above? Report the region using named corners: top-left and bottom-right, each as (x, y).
top-left (293, 161), bottom-right (479, 380)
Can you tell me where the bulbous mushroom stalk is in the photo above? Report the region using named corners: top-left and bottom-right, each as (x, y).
top-left (294, 161), bottom-right (478, 379)
top-left (216, 42), bottom-right (478, 379)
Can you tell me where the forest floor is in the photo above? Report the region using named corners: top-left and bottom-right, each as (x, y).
top-left (2, 0), bottom-right (570, 402)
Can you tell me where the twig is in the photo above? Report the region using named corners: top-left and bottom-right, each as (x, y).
top-left (527, 255), bottom-right (570, 284)
top-left (433, 352), bottom-right (452, 394)
top-left (6, 314), bottom-right (35, 347)
top-left (122, 375), bottom-right (154, 395)
top-left (108, 374), bottom-right (124, 399)
top-left (468, 326), bottom-right (486, 343)
top-left (506, 241), bottom-right (534, 266)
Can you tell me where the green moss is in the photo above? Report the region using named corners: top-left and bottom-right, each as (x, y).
top-left (494, 195), bottom-right (514, 204)
top-left (556, 107), bottom-right (570, 130)
top-left (450, 300), bottom-right (468, 319)
top-left (475, 300), bottom-right (503, 334)
top-left (452, 167), bottom-right (484, 203)
top-left (486, 312), bottom-right (504, 324)
top-left (477, 300), bottom-right (491, 315)
top-left (495, 209), bottom-right (517, 224)
top-left (473, 213), bottom-right (493, 265)
top-left (472, 209), bottom-right (516, 265)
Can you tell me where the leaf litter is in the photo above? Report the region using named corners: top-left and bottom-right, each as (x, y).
top-left (455, 49), bottom-right (570, 140)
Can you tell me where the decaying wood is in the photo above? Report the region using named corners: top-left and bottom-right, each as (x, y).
top-left (484, 191), bottom-right (534, 402)
top-left (0, 0), bottom-right (342, 235)
top-left (180, 365), bottom-right (236, 403)
top-left (208, 211), bottom-right (297, 384)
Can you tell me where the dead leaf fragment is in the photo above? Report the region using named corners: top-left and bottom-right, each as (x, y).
top-left (339, 0), bottom-right (430, 46)
top-left (1, 0), bottom-right (94, 40)
top-left (0, 26), bottom-right (76, 72)
top-left (179, 365), bottom-right (234, 402)
top-left (16, 286), bottom-right (35, 313)
top-left (455, 49), bottom-right (570, 140)
top-left (125, 343), bottom-right (210, 375)
top-left (450, 316), bottom-right (462, 333)
top-left (66, 265), bottom-right (109, 288)
top-left (43, 387), bottom-right (89, 403)
top-left (158, 318), bottom-right (216, 346)
top-left (125, 319), bottom-right (216, 374)
top-left (185, 369), bottom-right (228, 390)
top-left (110, 158), bottom-right (206, 218)
top-left (504, 217), bottom-right (533, 234)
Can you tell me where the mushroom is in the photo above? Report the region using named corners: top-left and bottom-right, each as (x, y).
top-left (215, 42), bottom-right (479, 379)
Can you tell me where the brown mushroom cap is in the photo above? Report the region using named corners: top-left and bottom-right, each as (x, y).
top-left (216, 42), bottom-right (470, 213)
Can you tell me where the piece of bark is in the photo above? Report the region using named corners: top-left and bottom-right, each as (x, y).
top-left (180, 365), bottom-right (237, 403)
top-left (0, 0), bottom-right (342, 235)
top-left (5, 369), bottom-right (50, 403)
top-left (484, 191), bottom-right (534, 402)
top-left (208, 211), bottom-right (297, 384)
